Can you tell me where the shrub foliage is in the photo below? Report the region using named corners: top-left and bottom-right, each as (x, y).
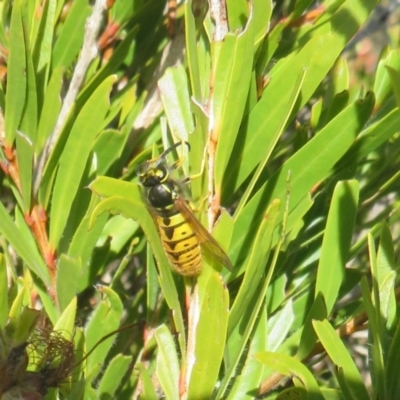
top-left (1, 0), bottom-right (400, 399)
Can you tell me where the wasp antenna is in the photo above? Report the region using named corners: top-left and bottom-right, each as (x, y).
top-left (159, 141), bottom-right (190, 162)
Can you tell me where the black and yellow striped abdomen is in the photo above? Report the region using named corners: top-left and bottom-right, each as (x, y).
top-left (156, 210), bottom-right (202, 276)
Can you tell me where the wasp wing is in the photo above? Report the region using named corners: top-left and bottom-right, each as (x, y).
top-left (175, 196), bottom-right (233, 272)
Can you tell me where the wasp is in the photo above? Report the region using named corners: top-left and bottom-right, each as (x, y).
top-left (136, 142), bottom-right (233, 276)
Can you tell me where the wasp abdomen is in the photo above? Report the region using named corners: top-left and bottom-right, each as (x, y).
top-left (156, 212), bottom-right (202, 276)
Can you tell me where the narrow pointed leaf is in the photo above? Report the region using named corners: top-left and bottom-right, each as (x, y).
top-left (0, 202), bottom-right (48, 284)
top-left (97, 355), bottom-right (133, 398)
top-left (230, 93), bottom-right (374, 266)
top-left (155, 325), bottom-right (180, 400)
top-left (187, 272), bottom-right (229, 399)
top-left (254, 352), bottom-right (323, 400)
top-left (50, 76), bottom-right (116, 248)
top-left (315, 180), bottom-right (359, 314)
top-left (85, 286), bottom-right (123, 377)
top-left (313, 319), bottom-right (369, 399)
top-left (5, 2), bottom-right (26, 144)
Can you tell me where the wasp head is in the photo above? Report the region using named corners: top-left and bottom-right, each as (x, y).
top-left (136, 161), bottom-right (168, 187)
top-left (136, 142), bottom-right (190, 187)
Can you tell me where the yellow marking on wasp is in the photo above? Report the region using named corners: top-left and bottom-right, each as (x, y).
top-left (156, 213), bottom-right (202, 276)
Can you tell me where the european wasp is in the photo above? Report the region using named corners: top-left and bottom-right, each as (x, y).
top-left (136, 142), bottom-right (233, 276)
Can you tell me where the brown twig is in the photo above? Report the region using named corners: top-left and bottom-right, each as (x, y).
top-left (206, 0), bottom-right (229, 229)
top-left (209, 0), bottom-right (228, 41)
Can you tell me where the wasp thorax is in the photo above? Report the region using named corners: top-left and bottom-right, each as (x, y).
top-left (148, 181), bottom-right (175, 208)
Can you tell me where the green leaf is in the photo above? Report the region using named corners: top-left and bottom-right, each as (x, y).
top-left (56, 255), bottom-right (81, 312)
top-left (10, 306), bottom-right (41, 345)
top-left (315, 180), bottom-right (359, 314)
top-left (212, 16), bottom-right (254, 190)
top-left (184, 0), bottom-right (203, 100)
top-left (230, 93), bottom-right (374, 266)
top-left (319, 91), bottom-right (350, 129)
top-left (8, 287), bottom-right (27, 333)
top-left (155, 325), bottom-right (180, 400)
top-left (376, 223), bottom-right (397, 331)
top-left (85, 286), bottom-right (123, 378)
top-left (17, 46), bottom-right (37, 211)
top-left (136, 363), bottom-right (159, 400)
top-left (226, 307), bottom-right (267, 400)
top-left (386, 319), bottom-right (400, 399)
top-left (0, 79), bottom-right (4, 112)
top-left (258, 20), bottom-right (285, 72)
top-left (146, 240), bottom-right (161, 321)
top-left (313, 319), bottom-right (369, 399)
top-left (374, 49), bottom-right (400, 108)
top-left (89, 179), bottom-right (179, 307)
top-left (310, 98), bottom-right (323, 130)
top-left (252, 0), bottom-right (272, 47)
top-left (361, 256), bottom-right (386, 399)
top-left (78, 25), bottom-right (138, 105)
top-left (32, 0), bottom-right (56, 84)
top-left (254, 352), bottom-right (324, 400)
top-left (93, 129), bottom-right (129, 176)
top-left (227, 0), bottom-right (376, 194)
top-left (54, 296), bottom-right (77, 338)
top-left (97, 355), bottom-right (133, 398)
top-left (226, 0), bottom-right (249, 31)
top-left (292, 0), bottom-right (315, 18)
top-left (228, 199), bottom-right (280, 335)
top-left (366, 235), bottom-right (381, 328)
top-left (219, 200), bottom-right (282, 398)
top-left (5, 1), bottom-right (26, 145)
top-left (0, 202), bottom-right (49, 284)
top-left (233, 69), bottom-right (306, 217)
top-left (158, 65), bottom-right (195, 142)
top-left (36, 67), bottom-right (63, 153)
top-left (89, 177), bottom-right (186, 356)
top-left (297, 293), bottom-right (327, 360)
top-left (267, 299), bottom-right (295, 351)
top-left (35, 280), bottom-right (59, 324)
top-left (339, 107), bottom-right (400, 170)
top-left (49, 75), bottom-right (116, 248)
top-left (0, 254), bottom-right (8, 329)
top-left (67, 327), bottom-right (86, 398)
top-left (276, 387), bottom-right (309, 400)
top-left (52, 0), bottom-right (91, 68)
top-left (67, 194), bottom-right (109, 292)
top-left (98, 214), bottom-right (139, 255)
top-left (186, 272), bottom-right (229, 399)
top-left (386, 65), bottom-right (400, 108)
top-left (319, 388), bottom-right (346, 400)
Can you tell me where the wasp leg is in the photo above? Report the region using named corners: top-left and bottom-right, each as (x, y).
top-left (171, 155), bottom-right (185, 170)
top-left (177, 143), bottom-right (208, 184)
top-left (169, 140), bottom-right (190, 170)
top-left (187, 195), bottom-right (207, 213)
